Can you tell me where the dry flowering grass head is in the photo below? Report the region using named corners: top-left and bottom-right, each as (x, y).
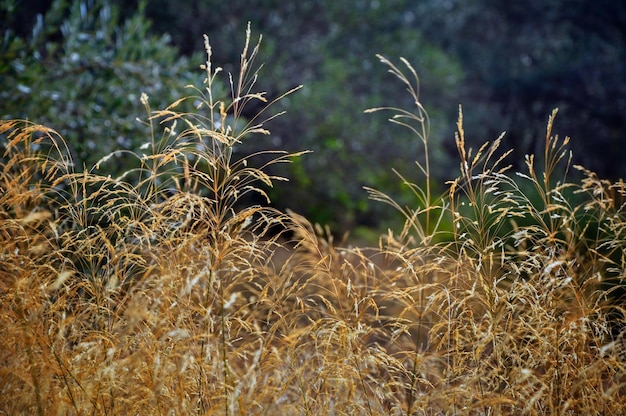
top-left (1, 26), bottom-right (626, 415)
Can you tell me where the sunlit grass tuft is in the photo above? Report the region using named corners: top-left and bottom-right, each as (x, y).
top-left (1, 26), bottom-right (626, 415)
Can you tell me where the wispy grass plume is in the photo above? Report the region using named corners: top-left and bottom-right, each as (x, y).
top-left (1, 26), bottom-right (625, 416)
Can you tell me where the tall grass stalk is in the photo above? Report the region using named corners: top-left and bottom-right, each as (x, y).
top-left (1, 26), bottom-right (626, 415)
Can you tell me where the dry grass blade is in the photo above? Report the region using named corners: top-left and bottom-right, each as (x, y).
top-left (2, 24), bottom-right (626, 416)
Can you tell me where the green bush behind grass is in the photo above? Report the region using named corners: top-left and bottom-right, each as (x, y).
top-left (1, 0), bottom-right (206, 173)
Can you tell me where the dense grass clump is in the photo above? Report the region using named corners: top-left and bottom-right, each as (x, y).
top-left (2, 27), bottom-right (626, 415)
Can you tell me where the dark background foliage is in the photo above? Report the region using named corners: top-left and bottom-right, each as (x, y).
top-left (2, 0), bottom-right (625, 236)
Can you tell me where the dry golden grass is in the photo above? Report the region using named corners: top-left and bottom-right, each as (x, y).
top-left (2, 26), bottom-right (626, 415)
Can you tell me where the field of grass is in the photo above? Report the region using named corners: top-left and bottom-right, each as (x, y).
top-left (2, 27), bottom-right (626, 415)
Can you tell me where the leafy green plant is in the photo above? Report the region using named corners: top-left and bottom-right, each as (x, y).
top-left (1, 0), bottom-right (203, 174)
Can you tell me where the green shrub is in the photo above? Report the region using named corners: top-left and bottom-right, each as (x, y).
top-left (0, 0), bottom-right (205, 174)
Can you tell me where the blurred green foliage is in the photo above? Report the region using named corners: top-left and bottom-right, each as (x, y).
top-left (0, 0), bottom-right (204, 174)
top-left (412, 0), bottom-right (626, 177)
top-left (3, 0), bottom-right (625, 236)
top-left (132, 0), bottom-right (465, 232)
top-left (116, 0), bottom-right (626, 233)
